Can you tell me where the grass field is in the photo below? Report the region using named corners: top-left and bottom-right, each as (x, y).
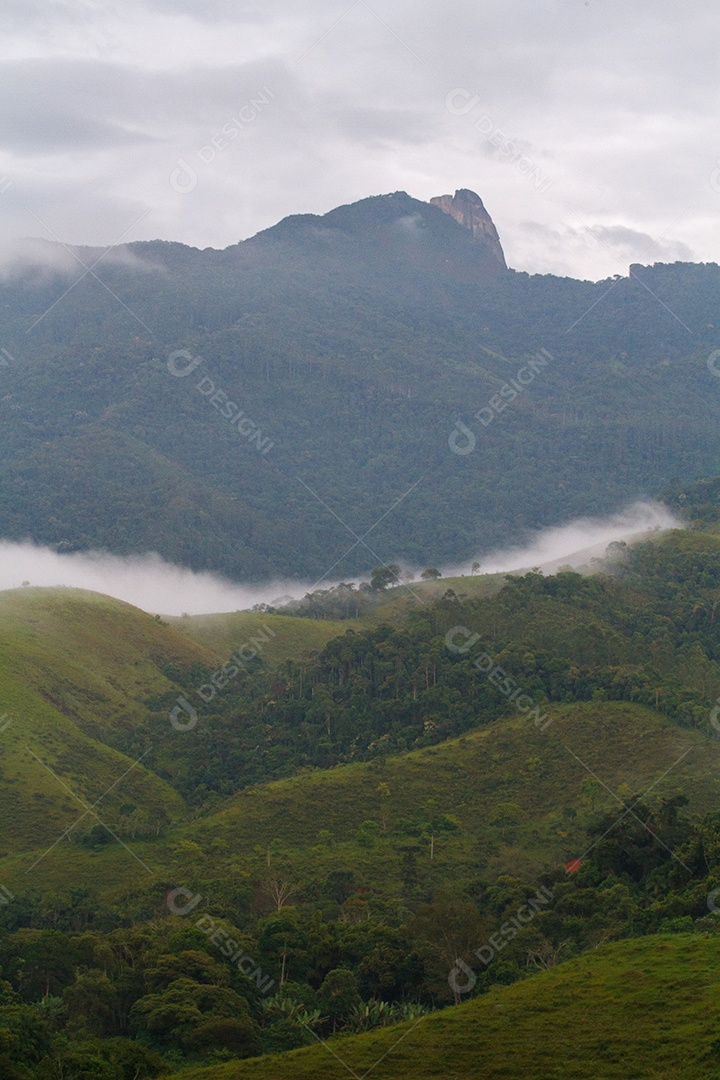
top-left (166, 610), bottom-right (350, 664)
top-left (177, 932), bottom-right (720, 1079)
top-left (2, 698), bottom-right (715, 911)
top-left (0, 587), bottom-right (218, 857)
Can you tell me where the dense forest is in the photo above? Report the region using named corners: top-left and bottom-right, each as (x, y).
top-left (0, 193), bottom-right (719, 578)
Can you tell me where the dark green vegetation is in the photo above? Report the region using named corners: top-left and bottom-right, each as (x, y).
top-left (1, 191), bottom-right (719, 578)
top-left (5, 522), bottom-right (720, 1074)
top-left (176, 935), bottom-right (720, 1080)
top-left (120, 527), bottom-right (720, 807)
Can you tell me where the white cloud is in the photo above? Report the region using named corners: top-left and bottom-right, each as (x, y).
top-left (0, 502), bottom-right (682, 616)
top-left (460, 500), bottom-right (681, 576)
top-left (0, 0), bottom-right (716, 278)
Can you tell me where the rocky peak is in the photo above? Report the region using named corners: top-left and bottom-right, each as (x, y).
top-left (429, 189), bottom-right (506, 269)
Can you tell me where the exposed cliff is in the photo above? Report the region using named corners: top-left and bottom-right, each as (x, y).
top-left (430, 188), bottom-right (507, 270)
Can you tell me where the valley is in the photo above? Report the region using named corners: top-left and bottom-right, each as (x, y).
top-left (3, 512), bottom-right (720, 1075)
top-left (2, 177), bottom-right (720, 1079)
top-left (2, 2), bottom-right (717, 1074)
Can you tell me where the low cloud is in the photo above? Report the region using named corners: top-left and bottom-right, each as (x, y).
top-left (457, 500), bottom-right (681, 577)
top-left (0, 238), bottom-right (78, 281)
top-left (0, 501), bottom-right (682, 617)
top-left (0, 237), bottom-right (162, 282)
top-left (0, 542), bottom-right (324, 616)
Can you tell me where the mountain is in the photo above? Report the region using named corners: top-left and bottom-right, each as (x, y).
top-left (0, 190), bottom-right (719, 580)
top-left (429, 187), bottom-right (507, 268)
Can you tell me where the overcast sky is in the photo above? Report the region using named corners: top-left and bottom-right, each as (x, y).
top-left (1, 0), bottom-right (718, 279)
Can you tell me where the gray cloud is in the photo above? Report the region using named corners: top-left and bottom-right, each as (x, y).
top-left (589, 225), bottom-right (693, 264)
top-left (517, 220), bottom-right (695, 277)
top-left (0, 236), bottom-right (164, 283)
top-left (0, 0), bottom-right (716, 278)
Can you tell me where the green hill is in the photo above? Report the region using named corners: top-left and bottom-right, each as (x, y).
top-left (176, 699), bottom-right (715, 891)
top-left (167, 610), bottom-right (350, 665)
top-left (1, 698), bottom-right (714, 907)
top-left (178, 933), bottom-right (720, 1080)
top-left (5, 531), bottom-right (720, 1078)
top-left (0, 587), bottom-right (218, 856)
top-left (0, 587), bottom-right (218, 738)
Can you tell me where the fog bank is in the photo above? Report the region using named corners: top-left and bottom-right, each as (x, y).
top-left (0, 543), bottom-right (313, 616)
top-left (457, 500), bottom-right (680, 577)
top-left (0, 501), bottom-right (682, 616)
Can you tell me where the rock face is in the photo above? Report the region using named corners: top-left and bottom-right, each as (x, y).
top-left (430, 189), bottom-right (506, 270)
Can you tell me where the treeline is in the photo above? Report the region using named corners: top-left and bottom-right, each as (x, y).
top-left (3, 799), bottom-right (720, 1077)
top-left (114, 535), bottom-right (720, 809)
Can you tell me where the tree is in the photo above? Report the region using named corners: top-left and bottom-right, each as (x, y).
top-left (489, 802), bottom-right (526, 839)
top-left (420, 568), bottom-right (441, 580)
top-left (580, 777), bottom-right (601, 813)
top-left (264, 878), bottom-right (297, 912)
top-left (323, 870), bottom-right (356, 905)
top-left (145, 950), bottom-right (229, 991)
top-left (307, 686), bottom-right (334, 736)
top-left (398, 846), bottom-right (421, 899)
top-left (256, 912), bottom-right (310, 988)
top-left (356, 820), bottom-right (380, 848)
top-left (409, 901), bottom-right (488, 1004)
top-left (185, 1015), bottom-right (261, 1056)
top-left (9, 929), bottom-right (82, 998)
top-left (62, 970), bottom-right (118, 1036)
top-left (370, 565), bottom-right (401, 591)
top-left (376, 783), bottom-right (391, 831)
top-left (317, 969), bottom-right (362, 1032)
top-left (526, 939), bottom-right (570, 970)
top-left (130, 977), bottom-right (256, 1052)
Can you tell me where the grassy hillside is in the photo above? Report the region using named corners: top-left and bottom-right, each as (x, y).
top-left (2, 698), bottom-right (713, 905)
top-left (0, 587), bottom-right (217, 737)
top-left (168, 573), bottom-right (507, 658)
top-left (178, 699), bottom-right (713, 892)
top-left (0, 587), bottom-right (220, 856)
top-left (167, 610), bottom-right (350, 664)
top-left (178, 933), bottom-right (720, 1079)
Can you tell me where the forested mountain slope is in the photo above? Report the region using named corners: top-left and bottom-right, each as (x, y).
top-left (1, 190), bottom-right (719, 579)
